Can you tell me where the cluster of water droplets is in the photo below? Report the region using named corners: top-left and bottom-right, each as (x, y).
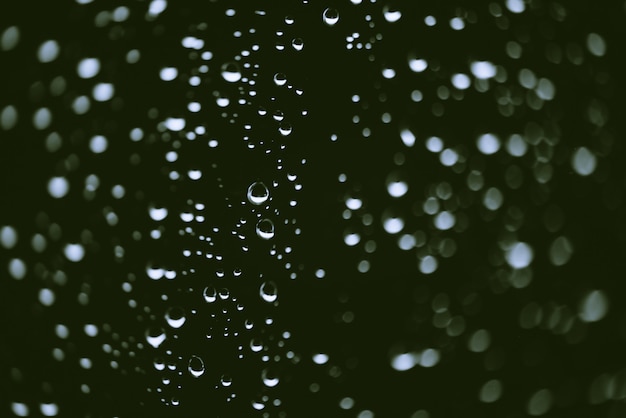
top-left (2, 1), bottom-right (625, 417)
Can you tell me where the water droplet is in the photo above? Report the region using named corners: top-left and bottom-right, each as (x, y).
top-left (89, 135), bottom-right (108, 154)
top-left (256, 218), bottom-right (275, 239)
top-left (322, 8), bottom-right (339, 26)
top-left (383, 5), bottom-right (402, 23)
top-left (346, 197), bottom-right (363, 210)
top-left (48, 176), bottom-right (69, 199)
top-left (292, 37), bottom-right (304, 51)
top-left (483, 187), bottom-right (504, 210)
top-left (386, 171), bottom-right (408, 198)
top-left (419, 255), bottom-right (438, 274)
top-left (527, 388), bottom-right (552, 416)
top-left (1, 26), bottom-right (20, 51)
top-left (273, 73), bottom-right (287, 86)
top-left (40, 403), bottom-right (59, 417)
top-left (159, 67), bottom-right (178, 81)
top-left (11, 402), bottom-right (28, 417)
top-left (278, 122), bottom-right (292, 136)
top-left (164, 117), bottom-right (185, 131)
top-left (221, 62), bottom-right (242, 82)
top-left (218, 288), bottom-right (230, 300)
top-left (391, 352), bottom-right (419, 371)
top-left (64, 243), bottom-right (85, 262)
top-left (505, 242), bottom-right (534, 269)
top-left (37, 40), bottom-right (60, 63)
top-left (470, 61), bottom-right (497, 79)
top-left (262, 368), bottom-right (279, 387)
top-left (8, 258), bottom-right (25, 279)
top-left (439, 148), bottom-right (459, 166)
top-left (39, 288), bottom-right (55, 306)
top-left (340, 397), bottom-right (355, 409)
top-left (260, 281), bottom-right (278, 303)
top-left (188, 355), bottom-right (205, 377)
top-left (506, 0), bottom-right (526, 14)
top-left (400, 129), bottom-right (415, 147)
top-left (571, 147), bottom-right (597, 176)
top-left (312, 353), bottom-right (329, 364)
top-left (344, 230), bottom-right (361, 246)
top-left (579, 290), bottom-right (609, 323)
top-left (146, 327), bottom-right (166, 348)
top-left (479, 379), bottom-right (503, 403)
top-left (220, 374), bottom-right (233, 386)
top-left (506, 134), bottom-right (527, 157)
top-left (1, 105), bottom-right (18, 130)
top-left (451, 73), bottom-right (470, 90)
top-left (1, 225), bottom-right (18, 249)
top-left (587, 33), bottom-right (606, 57)
top-left (419, 348), bottom-right (440, 367)
top-left (382, 211), bottom-right (405, 234)
top-left (203, 286), bottom-right (217, 303)
top-left (148, 205), bottom-right (168, 221)
top-left (247, 181), bottom-right (270, 205)
top-left (476, 133), bottom-right (501, 155)
top-left (165, 307), bottom-right (187, 328)
top-left (468, 329), bottom-right (491, 352)
top-left (250, 338), bottom-right (264, 352)
top-left (434, 211), bottom-right (456, 231)
top-left (549, 236), bottom-right (573, 266)
top-left (77, 58), bottom-right (101, 79)
top-left (92, 83), bottom-right (114, 101)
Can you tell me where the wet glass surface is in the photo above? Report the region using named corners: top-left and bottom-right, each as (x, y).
top-left (2, 1), bottom-right (626, 417)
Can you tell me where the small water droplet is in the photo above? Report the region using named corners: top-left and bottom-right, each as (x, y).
top-left (571, 147), bottom-right (597, 176)
top-left (256, 219), bottom-right (275, 239)
top-left (260, 281), bottom-right (278, 303)
top-left (419, 255), bottom-right (438, 274)
top-left (221, 62), bottom-right (242, 82)
top-left (188, 355), bottom-right (205, 377)
top-left (386, 171), bottom-right (408, 197)
top-left (220, 374), bottom-right (233, 386)
top-left (476, 133), bottom-right (501, 155)
top-left (273, 73), bottom-right (287, 86)
top-left (479, 379), bottom-right (503, 403)
top-left (262, 368), bottom-right (279, 387)
top-left (203, 286), bottom-right (217, 303)
top-left (505, 242), bottom-right (534, 269)
top-left (312, 353), bottom-right (329, 364)
top-left (383, 5), bottom-right (402, 23)
top-left (470, 61), bottom-right (497, 79)
top-left (527, 388), bottom-right (552, 416)
top-left (292, 37), bottom-right (304, 51)
top-left (149, 205), bottom-right (168, 221)
top-left (322, 8), bottom-right (339, 26)
top-left (579, 290), bottom-right (609, 323)
top-left (391, 352), bottom-right (419, 371)
top-left (165, 307), bottom-right (187, 328)
top-left (64, 243), bottom-right (85, 262)
top-left (247, 181), bottom-right (270, 205)
top-left (278, 122), bottom-right (292, 136)
top-left (549, 236), bottom-right (574, 266)
top-left (146, 327), bottom-right (166, 348)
